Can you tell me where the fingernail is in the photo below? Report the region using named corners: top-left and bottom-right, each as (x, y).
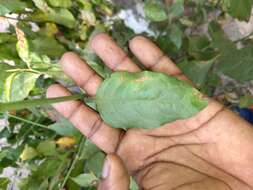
top-left (102, 158), bottom-right (110, 179)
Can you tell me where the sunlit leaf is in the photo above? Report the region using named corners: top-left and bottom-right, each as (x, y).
top-left (20, 145), bottom-right (38, 161)
top-left (144, 1), bottom-right (167, 22)
top-left (2, 72), bottom-right (39, 102)
top-left (56, 136), bottom-right (76, 148)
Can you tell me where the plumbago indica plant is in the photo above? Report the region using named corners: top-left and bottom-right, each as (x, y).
top-left (0, 0), bottom-right (253, 189)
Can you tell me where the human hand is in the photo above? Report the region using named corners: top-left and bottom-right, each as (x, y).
top-left (47, 34), bottom-right (253, 190)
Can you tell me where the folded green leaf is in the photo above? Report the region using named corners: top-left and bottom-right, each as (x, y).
top-left (96, 71), bottom-right (208, 129)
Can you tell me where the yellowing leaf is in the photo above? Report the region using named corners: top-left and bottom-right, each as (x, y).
top-left (56, 137), bottom-right (76, 148)
top-left (2, 72), bottom-right (39, 102)
top-left (20, 145), bottom-right (38, 161)
top-left (15, 27), bottom-right (30, 67)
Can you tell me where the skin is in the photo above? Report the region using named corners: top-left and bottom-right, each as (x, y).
top-left (46, 33), bottom-right (253, 190)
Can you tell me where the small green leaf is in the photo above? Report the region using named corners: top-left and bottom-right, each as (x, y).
top-left (71, 174), bottom-right (97, 187)
top-left (144, 1), bottom-right (167, 22)
top-left (37, 140), bottom-right (56, 156)
top-left (168, 0), bottom-right (184, 18)
top-left (130, 177), bottom-right (138, 190)
top-left (0, 0), bottom-right (26, 15)
top-left (2, 72), bottom-right (39, 102)
top-left (96, 71), bottom-right (208, 129)
top-left (169, 25), bottom-right (183, 50)
top-left (31, 36), bottom-right (66, 57)
top-left (48, 117), bottom-right (81, 137)
top-left (29, 8), bottom-right (76, 28)
top-left (178, 59), bottom-right (214, 87)
top-left (188, 35), bottom-right (217, 60)
top-left (47, 0), bottom-right (72, 8)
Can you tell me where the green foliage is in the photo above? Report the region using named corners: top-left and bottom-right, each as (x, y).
top-left (71, 174), bottom-right (97, 187)
top-left (223, 0), bottom-right (253, 21)
top-left (1, 72), bottom-right (39, 102)
top-left (37, 140), bottom-right (56, 156)
top-left (96, 71), bottom-right (208, 129)
top-left (0, 0), bottom-right (26, 15)
top-left (144, 1), bottom-right (167, 22)
top-left (0, 178), bottom-right (9, 190)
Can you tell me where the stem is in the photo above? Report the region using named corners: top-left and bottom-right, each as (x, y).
top-left (6, 68), bottom-right (41, 74)
top-left (0, 94), bottom-right (83, 112)
top-left (60, 137), bottom-right (86, 189)
top-left (7, 113), bottom-right (49, 129)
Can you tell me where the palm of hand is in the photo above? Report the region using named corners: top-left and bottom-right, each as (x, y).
top-left (47, 34), bottom-right (253, 190)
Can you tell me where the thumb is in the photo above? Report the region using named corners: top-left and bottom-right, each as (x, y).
top-left (98, 154), bottom-right (130, 190)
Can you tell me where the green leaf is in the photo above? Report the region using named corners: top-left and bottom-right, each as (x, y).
top-left (168, 0), bottom-right (184, 18)
top-left (0, 178), bottom-right (9, 190)
top-left (216, 45), bottom-right (253, 82)
top-left (71, 174), bottom-right (97, 187)
top-left (226, 0), bottom-right (253, 21)
top-left (20, 145), bottom-right (38, 161)
top-left (48, 117), bottom-right (81, 137)
top-left (144, 1), bottom-right (167, 22)
top-left (169, 25), bottom-right (183, 50)
top-left (130, 177), bottom-right (138, 190)
top-left (95, 71), bottom-right (208, 129)
top-left (2, 72), bottom-right (39, 102)
top-left (37, 140), bottom-right (56, 156)
top-left (29, 8), bottom-right (76, 28)
top-left (178, 59), bottom-right (214, 87)
top-left (187, 35), bottom-right (217, 60)
top-left (31, 36), bottom-right (66, 57)
top-left (0, 0), bottom-right (26, 15)
top-left (47, 0), bottom-right (72, 8)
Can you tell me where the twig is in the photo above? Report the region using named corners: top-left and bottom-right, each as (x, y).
top-left (60, 137), bottom-right (86, 189)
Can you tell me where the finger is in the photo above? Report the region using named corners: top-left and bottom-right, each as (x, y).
top-left (98, 154), bottom-right (130, 190)
top-left (46, 84), bottom-right (123, 153)
top-left (91, 33), bottom-right (141, 72)
top-left (60, 52), bottom-right (102, 96)
top-left (129, 36), bottom-right (190, 82)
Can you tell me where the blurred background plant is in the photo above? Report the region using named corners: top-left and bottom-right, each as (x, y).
top-left (0, 0), bottom-right (253, 189)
